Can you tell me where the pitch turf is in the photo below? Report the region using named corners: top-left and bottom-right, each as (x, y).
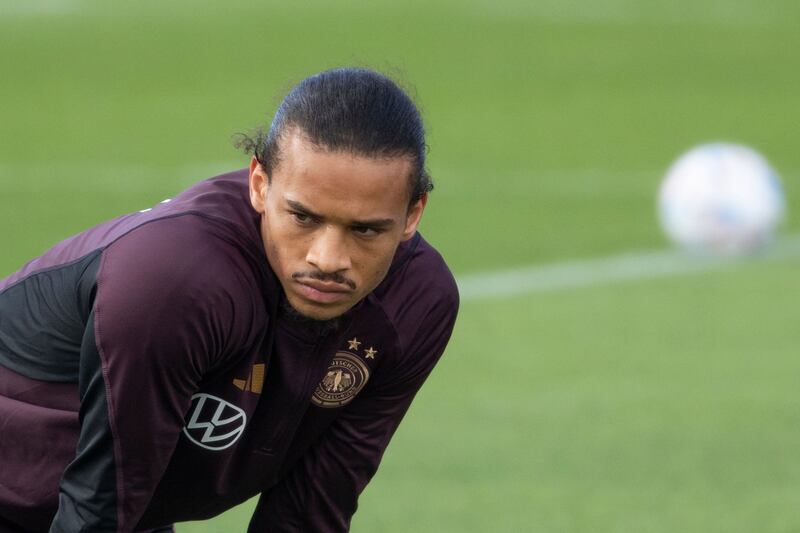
top-left (2, 1), bottom-right (799, 531)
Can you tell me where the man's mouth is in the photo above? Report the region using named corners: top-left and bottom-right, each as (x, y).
top-left (294, 279), bottom-right (353, 304)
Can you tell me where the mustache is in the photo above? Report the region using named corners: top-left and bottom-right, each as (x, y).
top-left (292, 271), bottom-right (357, 290)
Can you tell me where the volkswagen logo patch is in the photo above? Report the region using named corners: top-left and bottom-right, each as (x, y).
top-left (182, 393), bottom-right (247, 451)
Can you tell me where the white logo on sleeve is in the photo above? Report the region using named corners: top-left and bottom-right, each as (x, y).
top-left (182, 393), bottom-right (247, 451)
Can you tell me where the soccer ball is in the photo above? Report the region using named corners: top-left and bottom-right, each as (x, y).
top-left (657, 143), bottom-right (786, 255)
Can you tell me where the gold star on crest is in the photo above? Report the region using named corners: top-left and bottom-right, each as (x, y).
top-left (365, 347), bottom-right (377, 359)
top-left (348, 338), bottom-right (361, 351)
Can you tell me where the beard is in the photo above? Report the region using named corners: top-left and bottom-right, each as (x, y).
top-left (280, 299), bottom-right (342, 336)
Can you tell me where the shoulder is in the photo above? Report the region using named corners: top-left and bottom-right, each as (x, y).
top-left (101, 214), bottom-right (256, 295)
top-left (370, 233), bottom-right (459, 356)
top-left (96, 214), bottom-right (266, 355)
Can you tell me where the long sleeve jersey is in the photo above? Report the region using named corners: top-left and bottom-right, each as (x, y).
top-left (0, 169), bottom-right (459, 532)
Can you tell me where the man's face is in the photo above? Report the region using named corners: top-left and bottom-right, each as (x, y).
top-left (248, 131), bottom-right (426, 321)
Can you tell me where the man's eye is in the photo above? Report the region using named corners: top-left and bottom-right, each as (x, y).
top-left (352, 226), bottom-right (378, 237)
top-left (291, 212), bottom-right (312, 224)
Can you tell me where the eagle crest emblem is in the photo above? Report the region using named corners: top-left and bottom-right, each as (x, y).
top-left (312, 352), bottom-right (370, 408)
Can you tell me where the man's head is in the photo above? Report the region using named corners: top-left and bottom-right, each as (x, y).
top-left (243, 68), bottom-right (431, 321)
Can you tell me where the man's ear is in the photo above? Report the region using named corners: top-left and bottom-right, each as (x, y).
top-left (249, 156), bottom-right (268, 213)
top-left (401, 193), bottom-right (428, 241)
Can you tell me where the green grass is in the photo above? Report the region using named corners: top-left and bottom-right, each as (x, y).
top-left (2, 1), bottom-right (800, 531)
top-left (349, 258), bottom-right (800, 532)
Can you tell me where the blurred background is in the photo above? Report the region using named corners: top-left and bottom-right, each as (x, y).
top-left (2, 1), bottom-right (799, 531)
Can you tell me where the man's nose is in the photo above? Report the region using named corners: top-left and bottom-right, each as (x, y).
top-left (306, 226), bottom-right (352, 274)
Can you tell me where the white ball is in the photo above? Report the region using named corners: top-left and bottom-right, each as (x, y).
top-left (658, 143), bottom-right (786, 255)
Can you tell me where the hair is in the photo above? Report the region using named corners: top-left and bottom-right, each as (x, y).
top-left (235, 67), bottom-right (433, 204)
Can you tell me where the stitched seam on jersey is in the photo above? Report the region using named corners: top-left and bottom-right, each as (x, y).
top-left (370, 282), bottom-right (452, 393)
top-left (91, 211), bottom-right (270, 285)
top-left (386, 232), bottom-right (421, 277)
top-left (0, 212), bottom-right (223, 295)
top-left (0, 249), bottom-right (104, 296)
top-left (101, 211), bottom-right (252, 253)
top-left (361, 296), bottom-right (402, 387)
top-left (93, 252), bottom-right (126, 531)
top-left (369, 236), bottom-right (442, 363)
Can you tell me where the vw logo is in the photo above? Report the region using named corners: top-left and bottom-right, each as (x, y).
top-left (182, 393), bottom-right (247, 451)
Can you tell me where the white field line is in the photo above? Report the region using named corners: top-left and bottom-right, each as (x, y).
top-left (2, 162), bottom-right (798, 299)
top-left (457, 234), bottom-right (800, 301)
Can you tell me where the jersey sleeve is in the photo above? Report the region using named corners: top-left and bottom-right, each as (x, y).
top-left (247, 286), bottom-right (459, 533)
top-left (49, 217), bottom-right (256, 532)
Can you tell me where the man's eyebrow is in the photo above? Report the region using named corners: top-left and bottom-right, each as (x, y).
top-left (285, 199), bottom-right (395, 228)
top-left (286, 199), bottom-right (322, 219)
top-left (352, 217), bottom-right (395, 229)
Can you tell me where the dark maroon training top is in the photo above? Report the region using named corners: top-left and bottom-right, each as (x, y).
top-left (0, 170), bottom-right (459, 532)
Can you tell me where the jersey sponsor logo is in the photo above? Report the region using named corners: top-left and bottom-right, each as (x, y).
top-left (311, 351), bottom-right (370, 408)
top-left (233, 363), bottom-right (265, 393)
top-left (182, 393), bottom-right (247, 450)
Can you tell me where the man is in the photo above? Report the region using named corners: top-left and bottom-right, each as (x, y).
top-left (0, 68), bottom-right (458, 532)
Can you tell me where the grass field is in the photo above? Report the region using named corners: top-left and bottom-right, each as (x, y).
top-left (2, 1), bottom-right (800, 531)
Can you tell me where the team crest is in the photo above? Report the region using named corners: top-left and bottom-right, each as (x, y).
top-left (312, 351), bottom-right (370, 408)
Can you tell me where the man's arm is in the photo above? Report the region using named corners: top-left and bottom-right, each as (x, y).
top-left (49, 218), bottom-right (250, 532)
top-left (248, 290), bottom-right (458, 532)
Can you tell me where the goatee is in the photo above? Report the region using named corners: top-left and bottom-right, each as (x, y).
top-left (280, 300), bottom-right (341, 336)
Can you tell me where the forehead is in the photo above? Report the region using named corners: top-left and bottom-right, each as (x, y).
top-left (272, 133), bottom-right (413, 218)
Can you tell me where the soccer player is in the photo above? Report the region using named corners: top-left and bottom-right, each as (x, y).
top-left (0, 68), bottom-right (458, 532)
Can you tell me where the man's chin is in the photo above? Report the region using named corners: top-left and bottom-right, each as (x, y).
top-left (282, 297), bottom-right (349, 328)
